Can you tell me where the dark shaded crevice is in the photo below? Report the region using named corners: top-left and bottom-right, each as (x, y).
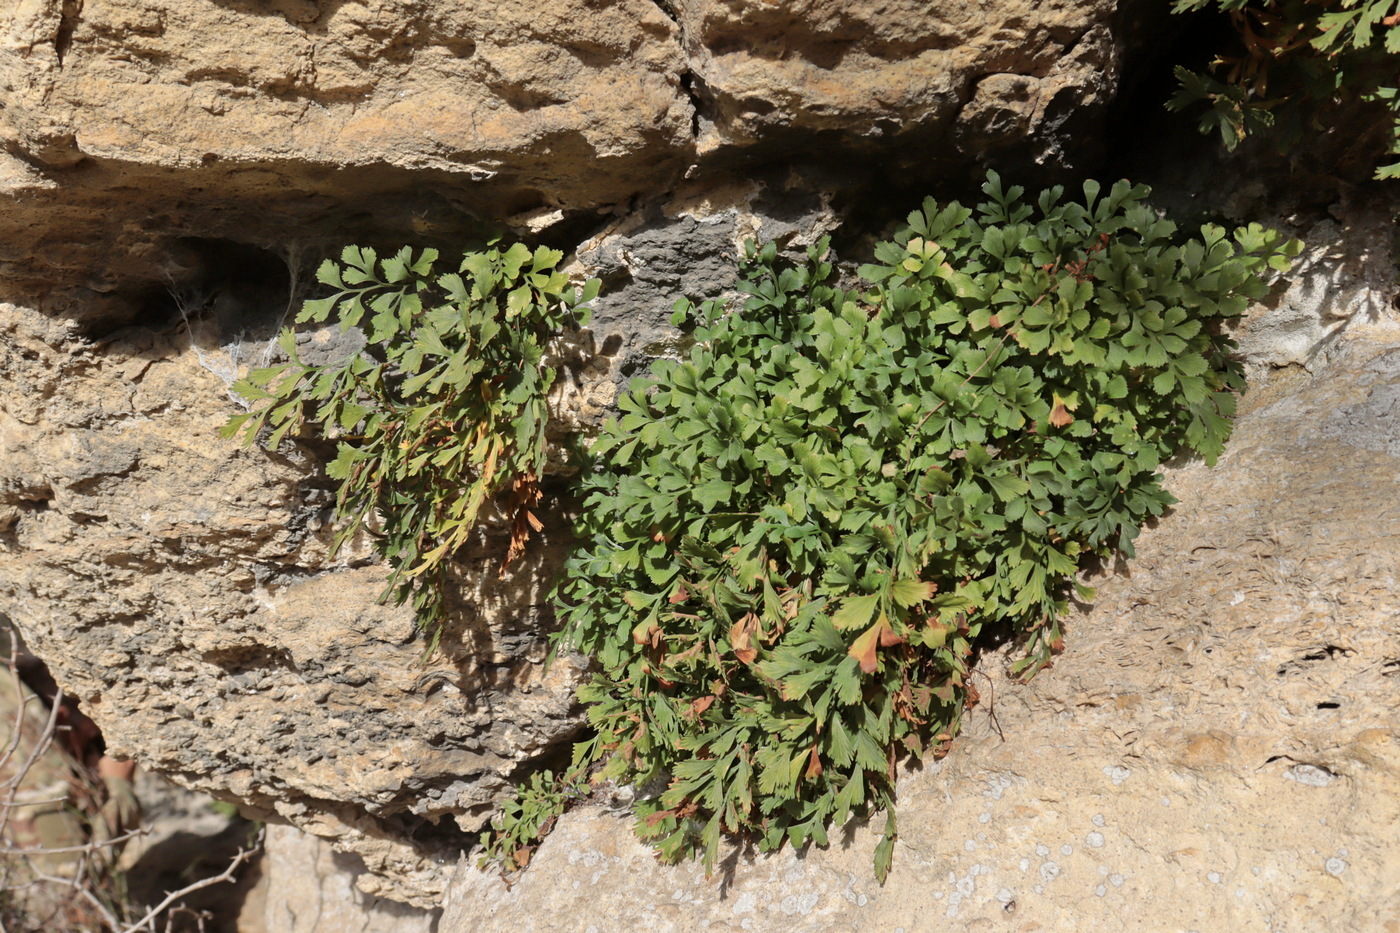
top-left (680, 68), bottom-right (704, 141)
top-left (1100, 0), bottom-right (1213, 183)
top-left (1277, 644), bottom-right (1355, 677)
top-left (377, 808), bottom-right (480, 855)
top-left (647, 0), bottom-right (679, 25)
top-left (1261, 755), bottom-right (1339, 781)
top-left (7, 152), bottom-right (515, 331)
top-left (0, 486), bottom-right (55, 549)
top-left (55, 0), bottom-right (83, 67)
top-left (200, 642), bottom-right (297, 678)
top-left (82, 237), bottom-right (298, 342)
top-left (165, 238), bottom-right (295, 343)
top-left (642, 0), bottom-right (706, 146)
top-left (1102, 0), bottom-right (1384, 214)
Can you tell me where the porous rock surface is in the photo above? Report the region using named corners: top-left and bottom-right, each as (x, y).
top-left (0, 300), bottom-right (587, 907)
top-left (677, 0), bottom-right (1118, 166)
top-left (0, 0), bottom-right (1133, 909)
top-left (0, 0), bottom-right (692, 320)
top-left (239, 823), bottom-right (442, 933)
top-left (0, 0), bottom-right (1121, 322)
top-left (443, 319), bottom-right (1400, 930)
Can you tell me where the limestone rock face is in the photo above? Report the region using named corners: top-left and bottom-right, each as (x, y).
top-left (676, 0), bottom-right (1119, 166)
top-left (0, 0), bottom-right (1124, 325)
top-left (5, 0), bottom-right (1393, 921)
top-left (239, 824), bottom-right (442, 933)
top-left (0, 0), bottom-right (693, 322)
top-left (2, 0), bottom-right (689, 179)
top-left (442, 321), bottom-right (1400, 930)
top-left (0, 300), bottom-right (586, 907)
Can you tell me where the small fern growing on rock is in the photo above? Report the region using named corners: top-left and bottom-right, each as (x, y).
top-left (478, 769), bottom-right (585, 876)
top-left (551, 173), bottom-right (1297, 880)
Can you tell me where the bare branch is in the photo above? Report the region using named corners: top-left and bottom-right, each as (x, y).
top-left (0, 632), bottom-right (33, 775)
top-left (0, 827), bottom-right (148, 856)
top-left (1, 622), bottom-right (261, 933)
top-left (0, 681), bottom-right (63, 843)
top-left (119, 831), bottom-right (263, 933)
top-left (26, 865), bottom-right (123, 932)
top-left (1, 794), bottom-right (73, 808)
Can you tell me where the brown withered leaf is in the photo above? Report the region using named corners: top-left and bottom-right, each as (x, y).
top-left (668, 585), bottom-right (690, 605)
top-left (505, 514), bottom-right (531, 564)
top-left (730, 612), bottom-right (760, 663)
top-left (642, 809), bottom-right (674, 829)
top-left (690, 695), bottom-right (717, 717)
top-left (783, 592), bottom-right (801, 620)
top-left (503, 470), bottom-right (544, 567)
top-left (805, 745), bottom-right (823, 779)
top-left (516, 470), bottom-right (542, 503)
top-left (848, 613), bottom-right (900, 674)
top-left (849, 623), bottom-right (881, 673)
top-left (1049, 393), bottom-right (1075, 428)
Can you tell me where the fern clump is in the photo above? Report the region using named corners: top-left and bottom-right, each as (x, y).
top-left (224, 243), bottom-right (598, 649)
top-left (554, 173), bottom-right (1297, 880)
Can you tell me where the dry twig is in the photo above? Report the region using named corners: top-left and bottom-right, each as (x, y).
top-left (0, 622), bottom-right (261, 931)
